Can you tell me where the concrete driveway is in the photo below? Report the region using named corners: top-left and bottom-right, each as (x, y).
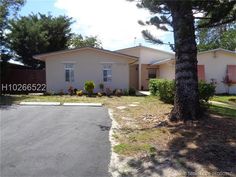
top-left (0, 105), bottom-right (111, 177)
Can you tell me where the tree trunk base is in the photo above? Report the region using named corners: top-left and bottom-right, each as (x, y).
top-left (169, 103), bottom-right (204, 122)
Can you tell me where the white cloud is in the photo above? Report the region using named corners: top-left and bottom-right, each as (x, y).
top-left (54, 0), bottom-right (170, 50)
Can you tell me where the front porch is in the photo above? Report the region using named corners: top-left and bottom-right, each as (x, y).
top-left (129, 58), bottom-right (175, 91)
top-left (140, 64), bottom-right (160, 90)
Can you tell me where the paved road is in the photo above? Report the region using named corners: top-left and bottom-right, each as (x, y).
top-left (0, 105), bottom-right (111, 177)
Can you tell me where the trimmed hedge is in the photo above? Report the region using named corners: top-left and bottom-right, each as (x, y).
top-left (149, 79), bottom-right (175, 104)
top-left (149, 79), bottom-right (159, 96)
top-left (198, 81), bottom-right (216, 102)
top-left (149, 79), bottom-right (215, 104)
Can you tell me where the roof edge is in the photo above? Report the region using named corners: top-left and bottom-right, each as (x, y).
top-left (34, 47), bottom-right (139, 61)
top-left (198, 48), bottom-right (236, 55)
top-left (116, 45), bottom-right (175, 55)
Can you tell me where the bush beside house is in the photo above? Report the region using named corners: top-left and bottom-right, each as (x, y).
top-left (198, 81), bottom-right (216, 102)
top-left (84, 81), bottom-right (95, 96)
top-left (44, 80), bottom-right (137, 97)
top-left (149, 79), bottom-right (215, 104)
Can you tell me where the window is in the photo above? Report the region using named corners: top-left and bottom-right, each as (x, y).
top-left (148, 68), bottom-right (157, 79)
top-left (65, 63), bottom-right (74, 82)
top-left (103, 64), bottom-right (112, 82)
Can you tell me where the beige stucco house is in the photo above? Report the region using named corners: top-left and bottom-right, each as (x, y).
top-left (34, 46), bottom-right (236, 94)
top-left (34, 47), bottom-right (138, 93)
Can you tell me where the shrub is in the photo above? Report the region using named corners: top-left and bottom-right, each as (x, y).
top-left (105, 87), bottom-right (112, 97)
top-left (99, 83), bottom-right (104, 92)
top-left (112, 89), bottom-right (117, 95)
top-left (97, 92), bottom-right (103, 97)
top-left (56, 89), bottom-right (64, 96)
top-left (156, 79), bottom-right (175, 104)
top-left (44, 91), bottom-right (53, 96)
top-left (76, 90), bottom-right (83, 96)
top-left (149, 79), bottom-right (216, 104)
top-left (73, 88), bottom-right (78, 94)
top-left (128, 88), bottom-right (136, 96)
top-left (115, 89), bottom-right (123, 97)
top-left (123, 89), bottom-right (129, 96)
top-left (84, 81), bottom-right (95, 96)
top-left (149, 79), bottom-right (175, 103)
top-left (68, 86), bottom-right (74, 96)
top-left (149, 79), bottom-right (159, 96)
top-left (198, 81), bottom-right (216, 102)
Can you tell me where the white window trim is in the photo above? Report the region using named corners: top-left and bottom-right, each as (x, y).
top-left (64, 63), bottom-right (75, 82)
top-left (102, 63), bottom-right (112, 83)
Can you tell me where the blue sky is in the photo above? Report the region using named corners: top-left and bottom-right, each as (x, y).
top-left (19, 0), bottom-right (173, 51)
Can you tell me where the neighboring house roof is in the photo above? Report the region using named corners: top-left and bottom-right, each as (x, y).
top-left (151, 58), bottom-right (175, 65)
top-left (34, 47), bottom-right (139, 61)
top-left (116, 45), bottom-right (175, 55)
top-left (198, 48), bottom-right (236, 56)
top-left (151, 48), bottom-right (236, 65)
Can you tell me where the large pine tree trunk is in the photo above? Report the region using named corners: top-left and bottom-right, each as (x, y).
top-left (169, 2), bottom-right (201, 121)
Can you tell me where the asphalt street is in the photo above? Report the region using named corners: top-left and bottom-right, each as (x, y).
top-left (0, 105), bottom-right (111, 177)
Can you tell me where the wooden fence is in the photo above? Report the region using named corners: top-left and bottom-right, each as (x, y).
top-left (1, 69), bottom-right (46, 94)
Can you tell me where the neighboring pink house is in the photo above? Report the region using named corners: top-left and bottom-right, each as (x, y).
top-left (34, 46), bottom-right (236, 94)
top-left (117, 47), bottom-right (236, 94)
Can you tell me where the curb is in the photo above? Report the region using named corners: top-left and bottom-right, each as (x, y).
top-left (63, 103), bottom-right (102, 107)
top-left (20, 102), bottom-right (60, 106)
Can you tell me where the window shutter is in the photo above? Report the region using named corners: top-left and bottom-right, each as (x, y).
top-left (227, 65), bottom-right (236, 83)
top-left (197, 65), bottom-right (205, 81)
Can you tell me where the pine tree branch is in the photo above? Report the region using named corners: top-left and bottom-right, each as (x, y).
top-left (198, 17), bottom-right (236, 28)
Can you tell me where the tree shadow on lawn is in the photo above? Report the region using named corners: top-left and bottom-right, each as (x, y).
top-left (209, 104), bottom-right (236, 118)
top-left (119, 115), bottom-right (236, 177)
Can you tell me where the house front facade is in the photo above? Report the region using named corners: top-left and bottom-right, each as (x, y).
top-left (34, 46), bottom-right (236, 94)
top-left (34, 47), bottom-right (137, 93)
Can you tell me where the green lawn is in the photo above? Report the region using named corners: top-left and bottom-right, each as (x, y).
top-left (209, 104), bottom-right (236, 118)
top-left (212, 95), bottom-right (236, 104)
top-left (210, 95), bottom-right (236, 118)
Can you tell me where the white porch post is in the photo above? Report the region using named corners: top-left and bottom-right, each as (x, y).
top-left (138, 62), bottom-right (142, 90)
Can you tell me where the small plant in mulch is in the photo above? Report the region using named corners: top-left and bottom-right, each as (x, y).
top-left (115, 89), bottom-right (123, 97)
top-left (99, 83), bottom-right (104, 92)
top-left (84, 81), bottom-right (95, 97)
top-left (68, 86), bottom-right (74, 96)
top-left (76, 90), bottom-right (83, 96)
top-left (97, 92), bottom-right (103, 97)
top-left (105, 87), bottom-right (112, 97)
top-left (129, 88), bottom-right (136, 96)
top-left (123, 89), bottom-right (129, 96)
top-left (58, 89), bottom-right (64, 96)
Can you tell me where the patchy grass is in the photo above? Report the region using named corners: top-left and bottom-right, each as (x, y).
top-left (0, 94), bottom-right (110, 105)
top-left (113, 128), bottom-right (169, 156)
top-left (113, 143), bottom-right (154, 156)
top-left (108, 95), bottom-right (236, 176)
